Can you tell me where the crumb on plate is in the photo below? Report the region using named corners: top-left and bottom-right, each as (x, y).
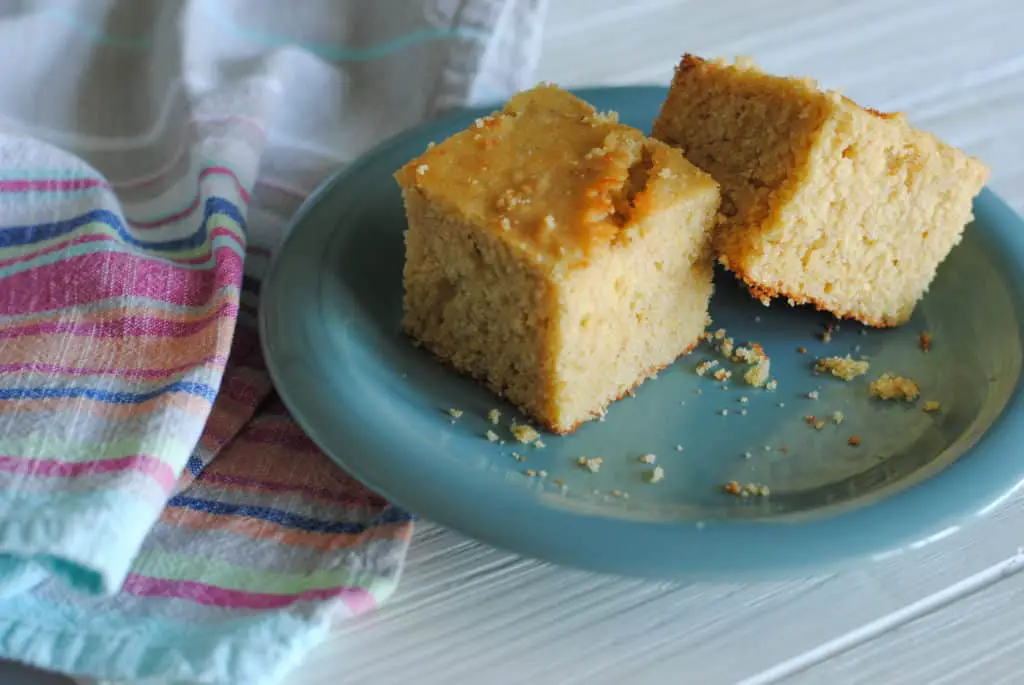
top-left (869, 373), bottom-right (920, 402)
top-left (816, 355), bottom-right (870, 381)
top-left (510, 422), bottom-right (541, 443)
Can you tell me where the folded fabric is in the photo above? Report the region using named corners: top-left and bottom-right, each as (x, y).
top-left (0, 1), bottom-right (546, 683)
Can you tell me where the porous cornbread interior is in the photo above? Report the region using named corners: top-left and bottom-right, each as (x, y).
top-left (653, 55), bottom-right (990, 327)
top-left (396, 85), bottom-right (720, 433)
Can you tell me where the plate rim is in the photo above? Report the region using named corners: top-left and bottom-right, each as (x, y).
top-left (259, 85), bottom-right (1024, 579)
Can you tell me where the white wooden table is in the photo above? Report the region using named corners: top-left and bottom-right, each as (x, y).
top-left (6, 1), bottom-right (1024, 683)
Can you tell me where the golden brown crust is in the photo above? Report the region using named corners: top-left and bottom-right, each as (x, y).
top-left (397, 85), bottom-right (716, 270)
top-left (404, 328), bottom-right (704, 435)
top-left (677, 53), bottom-right (706, 75)
top-left (839, 95), bottom-right (901, 120)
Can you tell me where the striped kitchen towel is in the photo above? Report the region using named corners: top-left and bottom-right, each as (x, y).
top-left (0, 1), bottom-right (547, 684)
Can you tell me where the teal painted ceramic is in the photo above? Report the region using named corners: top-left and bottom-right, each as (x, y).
top-left (260, 86), bottom-right (1024, 579)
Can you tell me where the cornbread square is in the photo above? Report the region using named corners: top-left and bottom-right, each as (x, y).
top-left (653, 54), bottom-right (990, 327)
top-left (395, 85), bottom-right (720, 434)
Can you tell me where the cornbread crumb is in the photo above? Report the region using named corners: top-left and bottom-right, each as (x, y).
top-left (487, 408), bottom-right (501, 424)
top-left (766, 379), bottom-right (778, 391)
top-left (578, 456), bottom-right (604, 473)
top-left (807, 390), bottom-right (819, 400)
top-left (639, 453), bottom-right (656, 464)
top-left (816, 355), bottom-right (870, 381)
top-left (814, 420), bottom-right (825, 430)
top-left (870, 373), bottom-right (920, 402)
top-left (485, 430), bottom-right (500, 442)
top-left (923, 400), bottom-right (941, 413)
top-left (733, 345), bottom-right (759, 363)
top-left (713, 368), bottom-right (732, 382)
top-left (525, 468), bottom-right (537, 477)
top-left (730, 343), bottom-right (771, 387)
top-left (744, 361), bottom-right (771, 387)
top-left (832, 410), bottom-right (845, 424)
top-left (920, 332), bottom-right (933, 352)
top-left (797, 347), bottom-right (807, 354)
top-left (848, 435), bottom-right (861, 446)
top-left (720, 338), bottom-right (735, 358)
top-left (723, 480), bottom-right (770, 498)
top-left (696, 360), bottom-right (719, 376)
top-left (647, 466), bottom-right (665, 483)
top-left (739, 396), bottom-right (749, 404)
top-left (447, 408), bottom-right (464, 419)
top-left (610, 489), bottom-right (625, 498)
top-left (537, 469), bottom-right (548, 478)
top-left (510, 423), bottom-right (541, 443)
top-left (806, 415), bottom-right (817, 425)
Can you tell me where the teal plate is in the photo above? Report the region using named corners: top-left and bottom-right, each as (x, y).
top-left (260, 86), bottom-right (1024, 579)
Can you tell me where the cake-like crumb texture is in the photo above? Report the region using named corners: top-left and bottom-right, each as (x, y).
top-left (396, 84), bottom-right (721, 433)
top-left (870, 373), bottom-right (920, 401)
top-left (816, 355), bottom-right (870, 381)
top-left (653, 54), bottom-right (990, 327)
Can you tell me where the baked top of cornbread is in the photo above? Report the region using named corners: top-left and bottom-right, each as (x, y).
top-left (670, 53), bottom-right (985, 167)
top-left (394, 85), bottom-right (718, 268)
